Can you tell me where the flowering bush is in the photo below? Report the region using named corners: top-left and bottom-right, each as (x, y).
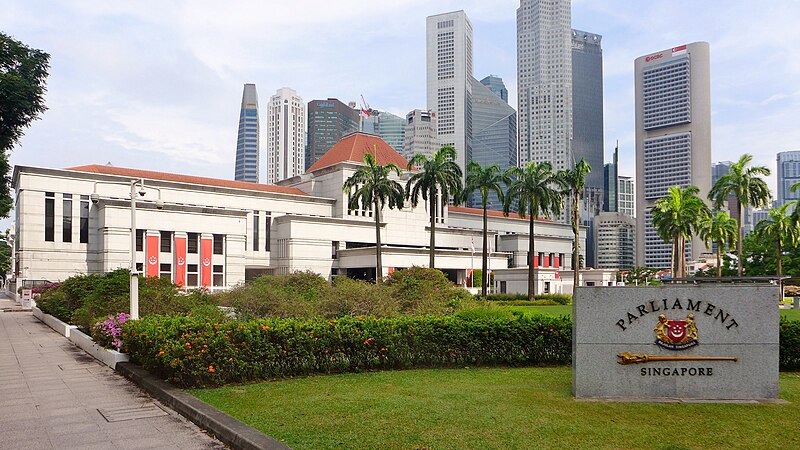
top-left (91, 313), bottom-right (131, 351)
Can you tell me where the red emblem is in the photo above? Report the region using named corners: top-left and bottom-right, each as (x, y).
top-left (655, 314), bottom-right (699, 350)
top-left (667, 320), bottom-right (687, 342)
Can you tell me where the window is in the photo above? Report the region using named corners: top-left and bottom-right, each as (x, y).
top-left (332, 241), bottom-right (339, 259)
top-left (160, 263), bottom-right (172, 280)
top-left (62, 194), bottom-right (72, 242)
top-left (264, 212), bottom-right (271, 252)
top-left (187, 233), bottom-right (198, 254)
top-left (45, 192), bottom-right (55, 242)
top-left (253, 211), bottom-right (260, 250)
top-left (160, 231), bottom-right (172, 252)
top-left (213, 264), bottom-right (224, 287)
top-left (80, 195), bottom-right (89, 243)
top-left (213, 234), bottom-right (224, 255)
top-left (136, 229), bottom-right (144, 251)
top-left (187, 264), bottom-right (198, 287)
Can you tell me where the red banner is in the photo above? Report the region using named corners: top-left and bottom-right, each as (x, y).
top-left (146, 233), bottom-right (159, 277)
top-left (200, 236), bottom-right (213, 287)
top-left (174, 234), bottom-right (187, 287)
top-left (554, 255), bottom-right (560, 268)
top-left (533, 255), bottom-right (539, 268)
top-left (543, 255), bottom-right (550, 267)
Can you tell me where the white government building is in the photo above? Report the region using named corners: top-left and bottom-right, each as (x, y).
top-left (11, 133), bottom-right (614, 295)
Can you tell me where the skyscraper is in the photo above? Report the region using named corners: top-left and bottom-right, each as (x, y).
top-left (267, 87), bottom-right (306, 184)
top-left (516, 0), bottom-right (572, 170)
top-left (594, 211), bottom-right (635, 270)
top-left (480, 75), bottom-right (508, 103)
top-left (777, 151), bottom-right (800, 206)
top-left (376, 111), bottom-right (406, 154)
top-left (469, 76), bottom-right (517, 210)
top-left (618, 176), bottom-right (634, 218)
top-left (603, 145), bottom-right (619, 213)
top-left (404, 109), bottom-right (437, 160)
top-left (635, 42), bottom-right (712, 269)
top-left (234, 84), bottom-right (259, 183)
top-left (426, 10), bottom-right (473, 172)
top-left (571, 29), bottom-right (604, 192)
top-left (306, 98), bottom-right (360, 170)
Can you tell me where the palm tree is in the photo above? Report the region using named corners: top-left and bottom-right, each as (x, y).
top-left (698, 211), bottom-right (738, 277)
top-left (503, 161), bottom-right (564, 299)
top-left (709, 154), bottom-right (771, 275)
top-left (559, 158), bottom-right (591, 299)
top-left (755, 202), bottom-right (800, 281)
top-left (406, 146), bottom-right (463, 269)
top-left (461, 161), bottom-right (505, 297)
top-left (651, 185), bottom-right (710, 279)
top-left (343, 152), bottom-right (405, 283)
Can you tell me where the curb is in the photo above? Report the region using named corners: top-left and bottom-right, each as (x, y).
top-left (117, 362), bottom-right (290, 450)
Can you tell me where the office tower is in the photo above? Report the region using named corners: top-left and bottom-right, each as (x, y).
top-left (480, 75), bottom-right (508, 103)
top-left (306, 98), bottom-right (361, 170)
top-left (517, 0), bottom-right (572, 170)
top-left (469, 77), bottom-right (517, 210)
top-left (267, 87), bottom-right (306, 184)
top-left (603, 145), bottom-right (619, 212)
top-left (234, 84), bottom-right (259, 183)
top-left (426, 10), bottom-right (473, 172)
top-left (635, 42), bottom-right (712, 269)
top-left (376, 111), bottom-right (406, 154)
top-left (712, 161), bottom-right (732, 186)
top-left (404, 109), bottom-right (437, 160)
top-left (571, 29), bottom-right (604, 192)
top-left (777, 151), bottom-right (800, 206)
top-left (594, 211), bottom-right (635, 270)
top-left (618, 176), bottom-right (634, 217)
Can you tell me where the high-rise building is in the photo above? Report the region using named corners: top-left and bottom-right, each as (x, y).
top-left (777, 151), bottom-right (800, 206)
top-left (635, 42), bottom-right (712, 269)
top-left (594, 211), bottom-right (635, 270)
top-left (712, 161), bottom-right (732, 186)
top-left (480, 75), bottom-right (508, 103)
top-left (306, 98), bottom-right (360, 171)
top-left (267, 87), bottom-right (306, 184)
top-left (234, 84), bottom-right (259, 183)
top-left (618, 176), bottom-right (634, 218)
top-left (376, 111), bottom-right (406, 154)
top-left (571, 29), bottom-right (604, 192)
top-left (426, 10), bottom-right (473, 172)
top-left (468, 77), bottom-right (517, 210)
top-left (516, 0), bottom-right (572, 171)
top-left (604, 145), bottom-right (619, 212)
top-left (404, 110), bottom-right (437, 160)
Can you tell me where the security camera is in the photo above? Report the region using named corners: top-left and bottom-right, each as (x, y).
top-left (155, 199), bottom-right (164, 210)
top-left (138, 189), bottom-right (146, 197)
top-left (90, 193), bottom-right (99, 204)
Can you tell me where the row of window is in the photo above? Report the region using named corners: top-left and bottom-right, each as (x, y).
top-left (44, 192), bottom-right (89, 243)
top-left (134, 230), bottom-right (224, 255)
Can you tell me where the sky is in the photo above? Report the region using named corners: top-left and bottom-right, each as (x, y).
top-left (4, 0), bottom-right (800, 208)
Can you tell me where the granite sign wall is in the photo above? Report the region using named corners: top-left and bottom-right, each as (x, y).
top-left (573, 284), bottom-right (779, 400)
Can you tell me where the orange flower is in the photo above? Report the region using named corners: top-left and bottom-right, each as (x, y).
top-left (262, 325), bottom-right (270, 330)
top-left (356, 317), bottom-right (364, 321)
top-left (380, 348), bottom-right (387, 352)
top-left (209, 365), bottom-right (215, 373)
top-left (203, 344), bottom-right (208, 348)
top-left (158, 351), bottom-right (164, 355)
top-left (228, 357), bottom-right (233, 362)
top-left (185, 342), bottom-right (191, 347)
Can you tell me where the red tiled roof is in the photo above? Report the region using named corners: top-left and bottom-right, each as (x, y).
top-left (306, 132), bottom-right (409, 172)
top-left (448, 206), bottom-right (556, 223)
top-left (64, 165), bottom-right (309, 196)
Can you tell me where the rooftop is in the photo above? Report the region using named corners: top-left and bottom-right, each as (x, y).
top-left (306, 132), bottom-right (409, 173)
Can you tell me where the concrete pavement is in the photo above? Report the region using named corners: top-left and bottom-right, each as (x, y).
top-left (0, 297), bottom-right (226, 449)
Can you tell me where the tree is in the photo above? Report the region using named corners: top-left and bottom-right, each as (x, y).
top-left (559, 158), bottom-right (591, 299)
top-left (708, 154), bottom-right (771, 275)
top-left (698, 211), bottom-right (738, 277)
top-left (1, 33), bottom-right (50, 218)
top-left (754, 202), bottom-right (800, 282)
top-left (343, 152), bottom-right (405, 283)
top-left (406, 146), bottom-right (463, 269)
top-left (461, 161), bottom-right (505, 297)
top-left (503, 161), bottom-right (564, 299)
top-left (651, 185), bottom-right (710, 279)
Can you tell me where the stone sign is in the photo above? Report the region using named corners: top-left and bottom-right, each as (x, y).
top-left (573, 284), bottom-right (779, 400)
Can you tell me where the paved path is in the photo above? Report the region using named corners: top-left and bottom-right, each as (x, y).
top-left (0, 296), bottom-right (225, 449)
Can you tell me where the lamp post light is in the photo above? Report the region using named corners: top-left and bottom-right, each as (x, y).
top-left (92, 178), bottom-right (162, 320)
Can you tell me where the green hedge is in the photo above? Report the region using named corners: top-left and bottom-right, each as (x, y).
top-left (484, 293), bottom-right (572, 305)
top-left (123, 314), bottom-right (572, 387)
top-left (781, 319), bottom-right (800, 371)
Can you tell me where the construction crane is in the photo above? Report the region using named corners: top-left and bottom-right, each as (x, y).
top-left (360, 94), bottom-right (378, 117)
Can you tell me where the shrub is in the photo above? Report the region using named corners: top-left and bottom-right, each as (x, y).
top-left (91, 313), bottom-right (131, 350)
top-left (385, 267), bottom-right (471, 316)
top-left (123, 314), bottom-right (573, 387)
top-left (491, 300), bottom-right (561, 307)
top-left (780, 318), bottom-right (800, 371)
top-left (484, 293), bottom-right (572, 305)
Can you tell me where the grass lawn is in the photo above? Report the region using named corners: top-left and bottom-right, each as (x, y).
top-left (506, 305), bottom-right (800, 320)
top-left (192, 367), bottom-right (800, 450)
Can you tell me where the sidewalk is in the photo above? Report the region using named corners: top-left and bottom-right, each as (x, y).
top-left (0, 301), bottom-right (225, 449)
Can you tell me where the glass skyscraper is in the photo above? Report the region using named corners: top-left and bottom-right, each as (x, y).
top-left (234, 84), bottom-right (259, 183)
top-left (306, 98), bottom-right (360, 170)
top-left (480, 75), bottom-right (508, 103)
top-left (376, 111), bottom-right (406, 154)
top-left (777, 151), bottom-right (800, 206)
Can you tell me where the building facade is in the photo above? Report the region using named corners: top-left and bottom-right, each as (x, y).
top-left (618, 176), bottom-right (635, 218)
top-left (403, 109), bottom-right (438, 160)
top-left (376, 111), bottom-right (406, 154)
top-left (267, 87), bottom-right (306, 184)
top-left (777, 151), bottom-right (800, 206)
top-left (594, 211), bottom-right (635, 270)
top-left (603, 146), bottom-right (618, 213)
top-left (12, 134), bottom-right (591, 296)
top-left (426, 10), bottom-right (473, 172)
top-left (234, 84), bottom-right (259, 183)
top-left (480, 75), bottom-right (508, 103)
top-left (305, 98), bottom-right (361, 171)
top-left (571, 29), bottom-right (604, 192)
top-left (635, 42), bottom-right (712, 268)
